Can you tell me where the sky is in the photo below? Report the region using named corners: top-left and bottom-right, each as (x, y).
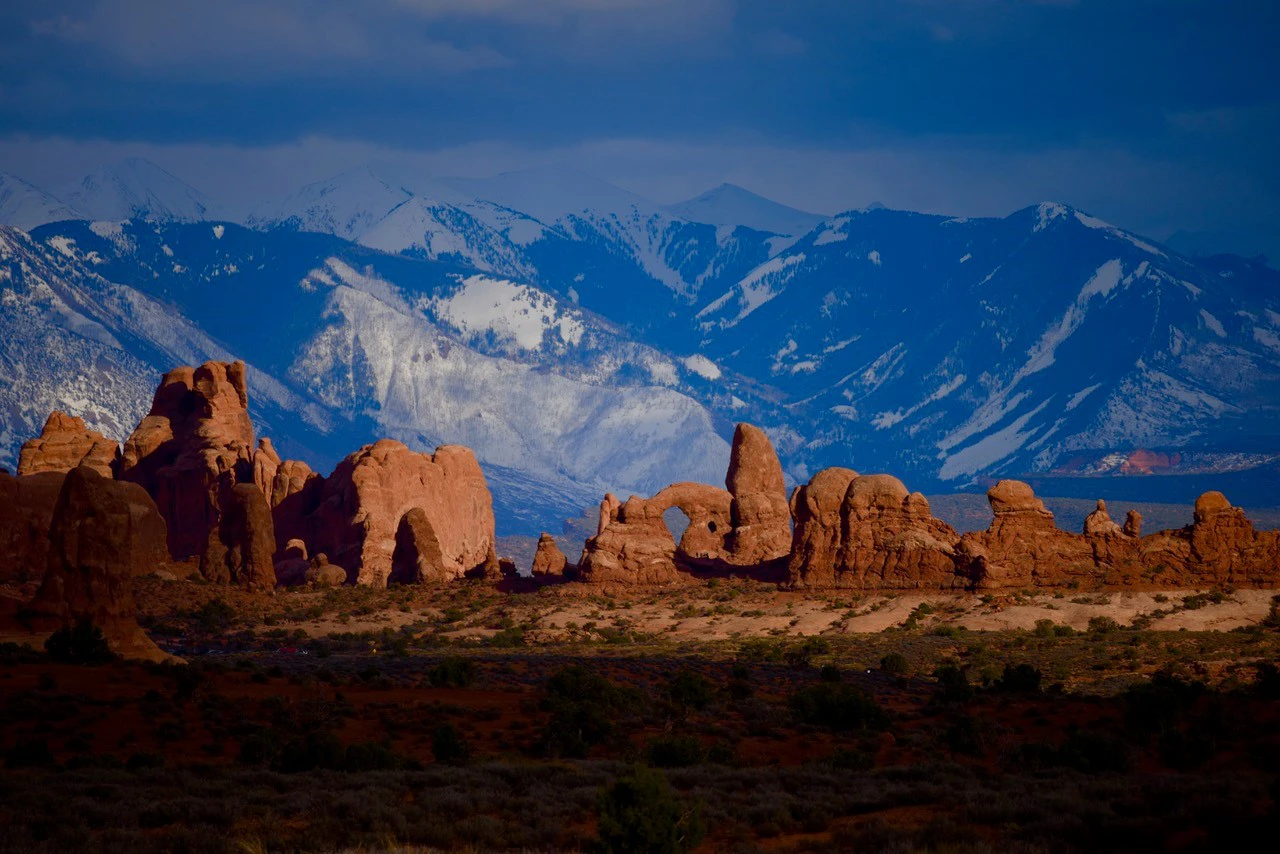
top-left (0, 0), bottom-right (1276, 257)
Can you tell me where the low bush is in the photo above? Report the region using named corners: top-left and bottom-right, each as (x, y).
top-left (597, 765), bottom-right (705, 854)
top-left (789, 683), bottom-right (889, 731)
top-left (44, 618), bottom-right (115, 664)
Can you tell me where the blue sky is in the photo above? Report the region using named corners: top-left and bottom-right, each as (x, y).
top-left (1, 0), bottom-right (1276, 256)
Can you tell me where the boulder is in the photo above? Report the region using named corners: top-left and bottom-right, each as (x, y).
top-left (0, 470), bottom-right (66, 584)
top-left (305, 440), bottom-right (496, 586)
top-left (304, 554), bottom-right (348, 587)
top-left (723, 424), bottom-right (791, 564)
top-left (531, 533), bottom-right (568, 577)
top-left (18, 467), bottom-right (171, 662)
top-left (17, 412), bottom-right (119, 477)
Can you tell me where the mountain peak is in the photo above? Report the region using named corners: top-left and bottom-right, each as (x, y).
top-left (64, 158), bottom-right (213, 223)
top-left (0, 172), bottom-right (84, 231)
top-left (667, 183), bottom-right (825, 236)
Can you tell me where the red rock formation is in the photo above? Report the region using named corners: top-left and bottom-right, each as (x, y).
top-left (1083, 499), bottom-right (1124, 537)
top-left (598, 493), bottom-right (621, 535)
top-left (788, 470), bottom-right (962, 589)
top-left (957, 480), bottom-right (1098, 589)
top-left (1183, 491), bottom-right (1280, 586)
top-left (577, 495), bottom-right (685, 588)
top-left (17, 412), bottom-right (119, 477)
top-left (577, 423), bottom-right (795, 587)
top-left (0, 470), bottom-right (66, 584)
top-left (532, 533), bottom-right (568, 577)
top-left (201, 483), bottom-right (276, 589)
top-left (577, 483), bottom-right (735, 586)
top-left (117, 360), bottom-right (274, 586)
top-left (17, 467), bottom-right (171, 662)
top-left (1123, 510), bottom-right (1143, 538)
top-left (305, 439), bottom-right (496, 586)
top-left (787, 467), bottom-right (859, 585)
top-left (724, 424), bottom-right (791, 565)
top-left (836, 476), bottom-right (963, 589)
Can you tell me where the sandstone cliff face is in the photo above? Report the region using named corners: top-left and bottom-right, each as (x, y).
top-left (532, 533), bottom-right (568, 577)
top-left (306, 439), bottom-right (496, 587)
top-left (0, 470), bottom-right (66, 584)
top-left (17, 412), bottom-right (120, 478)
top-left (19, 467), bottom-right (170, 662)
top-left (117, 360), bottom-right (274, 587)
top-left (787, 470), bottom-right (962, 589)
top-left (723, 424), bottom-right (791, 565)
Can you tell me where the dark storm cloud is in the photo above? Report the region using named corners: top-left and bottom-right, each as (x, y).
top-left (0, 1), bottom-right (1276, 255)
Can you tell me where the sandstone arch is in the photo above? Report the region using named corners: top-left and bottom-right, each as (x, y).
top-left (389, 507), bottom-right (447, 584)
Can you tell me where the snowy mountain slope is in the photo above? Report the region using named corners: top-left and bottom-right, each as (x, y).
top-left (695, 202), bottom-right (1280, 492)
top-left (0, 224), bottom-right (333, 474)
top-left (62, 158), bottom-right (213, 223)
top-left (0, 173), bottom-right (83, 230)
top-left (667, 183), bottom-right (826, 237)
top-left (17, 219), bottom-right (752, 531)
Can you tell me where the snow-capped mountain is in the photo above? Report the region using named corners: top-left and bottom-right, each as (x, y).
top-left (0, 173), bottom-right (83, 231)
top-left (667, 183), bottom-right (826, 238)
top-left (695, 202), bottom-right (1280, 499)
top-left (3, 159), bottom-right (1278, 523)
top-left (62, 158), bottom-right (213, 223)
top-left (4, 218), bottom-right (746, 531)
top-left (248, 164), bottom-right (539, 279)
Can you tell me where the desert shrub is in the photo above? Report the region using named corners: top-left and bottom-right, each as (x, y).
top-left (597, 765), bottom-right (705, 854)
top-left (1056, 730), bottom-right (1133, 773)
top-left (1033, 619), bottom-right (1057, 638)
top-left (945, 715), bottom-right (986, 756)
top-left (125, 751), bottom-right (165, 771)
top-left (44, 618), bottom-right (115, 664)
top-left (1087, 616), bottom-right (1119, 634)
top-left (879, 653), bottom-right (909, 675)
top-left (645, 735), bottom-right (704, 768)
top-left (489, 627), bottom-right (525, 647)
top-left (993, 663), bottom-right (1043, 694)
top-left (4, 737), bottom-right (56, 769)
top-left (429, 656), bottom-right (476, 688)
top-left (237, 731), bottom-right (279, 767)
top-left (276, 732), bottom-right (345, 773)
top-left (1121, 672), bottom-right (1205, 737)
top-left (345, 741), bottom-right (408, 772)
top-left (1254, 662), bottom-right (1280, 699)
top-left (737, 638), bottom-right (785, 663)
top-left (789, 683), bottom-right (889, 731)
top-left (933, 664), bottom-right (973, 703)
top-left (828, 747), bottom-right (874, 770)
top-left (819, 664), bottom-right (843, 682)
top-left (665, 669), bottom-right (713, 712)
top-left (784, 637), bottom-right (831, 668)
top-left (192, 598), bottom-right (236, 632)
top-left (539, 665), bottom-right (636, 758)
top-left (432, 724), bottom-right (471, 766)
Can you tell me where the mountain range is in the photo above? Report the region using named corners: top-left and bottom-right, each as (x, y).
top-left (1, 158), bottom-right (1276, 534)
